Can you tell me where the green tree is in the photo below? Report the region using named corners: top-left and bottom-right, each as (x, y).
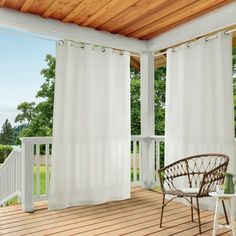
top-left (0, 119), bottom-right (14, 145)
top-left (154, 67), bottom-right (166, 135)
top-left (12, 124), bottom-right (28, 145)
top-left (233, 48), bottom-right (236, 74)
top-left (16, 54), bottom-right (55, 137)
top-left (130, 67), bottom-right (141, 135)
top-left (15, 102), bottom-right (36, 124)
top-left (130, 66), bottom-right (166, 135)
top-left (35, 54), bottom-right (55, 131)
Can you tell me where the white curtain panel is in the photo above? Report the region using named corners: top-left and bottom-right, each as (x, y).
top-left (165, 32), bottom-right (235, 172)
top-left (49, 41), bottom-right (131, 210)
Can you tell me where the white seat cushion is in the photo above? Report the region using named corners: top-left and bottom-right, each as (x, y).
top-left (180, 188), bottom-right (200, 193)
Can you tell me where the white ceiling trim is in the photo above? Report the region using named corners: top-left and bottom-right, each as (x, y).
top-left (1, 2), bottom-right (236, 54)
top-left (148, 1), bottom-right (236, 52)
top-left (0, 8), bottom-right (147, 53)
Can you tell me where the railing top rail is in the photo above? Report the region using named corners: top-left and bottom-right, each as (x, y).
top-left (20, 136), bottom-right (165, 143)
top-left (149, 135), bottom-right (165, 141)
top-left (131, 135), bottom-right (165, 141)
top-left (131, 135), bottom-right (147, 141)
top-left (20, 137), bottom-right (52, 144)
top-left (0, 148), bottom-right (21, 169)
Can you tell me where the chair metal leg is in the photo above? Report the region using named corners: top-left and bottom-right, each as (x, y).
top-left (160, 193), bottom-right (165, 228)
top-left (196, 197), bottom-right (202, 234)
top-left (222, 200), bottom-right (229, 225)
top-left (190, 197), bottom-right (194, 222)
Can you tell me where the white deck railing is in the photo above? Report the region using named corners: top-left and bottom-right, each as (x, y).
top-left (0, 148), bottom-right (21, 205)
top-left (33, 139), bottom-right (51, 201)
top-left (131, 135), bottom-right (164, 186)
top-left (0, 135), bottom-right (164, 211)
top-left (20, 137), bottom-right (52, 211)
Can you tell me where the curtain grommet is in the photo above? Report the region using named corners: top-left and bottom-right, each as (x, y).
top-left (56, 41), bottom-right (64, 47)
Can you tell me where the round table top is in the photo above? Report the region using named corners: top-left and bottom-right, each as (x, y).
top-left (209, 192), bottom-right (236, 197)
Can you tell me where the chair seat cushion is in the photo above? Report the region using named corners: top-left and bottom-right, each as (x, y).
top-left (164, 189), bottom-right (200, 197)
top-left (180, 188), bottom-right (200, 193)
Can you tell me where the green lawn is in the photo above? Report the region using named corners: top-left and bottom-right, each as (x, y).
top-left (34, 167), bottom-right (140, 195)
top-left (131, 169), bottom-right (140, 181)
top-left (6, 166), bottom-right (140, 206)
top-left (33, 166), bottom-right (48, 195)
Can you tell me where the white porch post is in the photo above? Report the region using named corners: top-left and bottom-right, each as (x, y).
top-left (140, 51), bottom-right (155, 189)
top-left (21, 139), bottom-right (34, 212)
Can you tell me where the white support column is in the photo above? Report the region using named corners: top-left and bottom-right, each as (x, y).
top-left (21, 138), bottom-right (34, 212)
top-left (140, 51), bottom-right (155, 189)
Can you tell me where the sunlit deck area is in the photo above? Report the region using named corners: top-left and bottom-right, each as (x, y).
top-left (0, 188), bottom-right (233, 236)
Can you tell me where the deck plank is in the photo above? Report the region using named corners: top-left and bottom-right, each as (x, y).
top-left (0, 191), bottom-right (156, 224)
top-left (2, 199), bottom-right (162, 234)
top-left (0, 188), bottom-right (233, 236)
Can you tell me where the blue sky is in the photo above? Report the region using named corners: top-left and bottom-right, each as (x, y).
top-left (0, 28), bottom-right (55, 127)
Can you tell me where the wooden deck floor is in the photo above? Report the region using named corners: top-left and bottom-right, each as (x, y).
top-left (0, 188), bottom-right (233, 236)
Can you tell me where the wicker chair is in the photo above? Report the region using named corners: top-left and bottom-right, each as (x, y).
top-left (158, 153), bottom-right (229, 234)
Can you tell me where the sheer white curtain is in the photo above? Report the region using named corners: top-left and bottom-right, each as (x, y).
top-left (49, 41), bottom-right (131, 210)
top-left (165, 32), bottom-right (235, 172)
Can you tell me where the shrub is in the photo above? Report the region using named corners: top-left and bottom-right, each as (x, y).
top-left (0, 145), bottom-right (13, 164)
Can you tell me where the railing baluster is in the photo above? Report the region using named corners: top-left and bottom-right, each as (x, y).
top-left (16, 155), bottom-right (18, 191)
top-left (155, 140), bottom-right (160, 185)
top-left (12, 157), bottom-right (16, 195)
top-left (17, 156), bottom-right (19, 192)
top-left (12, 158), bottom-right (14, 194)
top-left (138, 140), bottom-right (141, 182)
top-left (133, 141), bottom-right (137, 183)
top-left (36, 144), bottom-right (40, 197)
top-left (45, 144), bottom-right (50, 196)
top-left (6, 166), bottom-right (9, 196)
top-left (2, 170), bottom-right (4, 199)
top-left (4, 169), bottom-right (6, 198)
top-left (9, 164), bottom-right (11, 195)
top-left (9, 161), bottom-right (12, 193)
top-left (131, 141), bottom-right (133, 183)
top-left (12, 159), bottom-right (14, 193)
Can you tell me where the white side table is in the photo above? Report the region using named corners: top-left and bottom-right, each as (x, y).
top-left (209, 192), bottom-right (236, 236)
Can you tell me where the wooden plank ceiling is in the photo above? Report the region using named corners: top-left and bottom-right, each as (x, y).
top-left (0, 0), bottom-right (233, 40)
top-left (131, 55), bottom-right (167, 71)
top-left (1, 0), bottom-right (235, 70)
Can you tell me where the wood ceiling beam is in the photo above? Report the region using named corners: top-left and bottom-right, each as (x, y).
top-left (42, 0), bottom-right (60, 18)
top-left (148, 1), bottom-right (236, 51)
top-left (80, 0), bottom-right (122, 27)
top-left (0, 0), bottom-right (6, 7)
top-left (118, 0), bottom-right (198, 36)
top-left (20, 0), bottom-right (34, 13)
top-left (73, 0), bottom-right (113, 25)
top-left (142, 0), bottom-right (232, 40)
top-left (155, 58), bottom-right (166, 68)
top-left (130, 55), bottom-right (167, 70)
top-left (130, 57), bottom-right (140, 71)
top-left (62, 0), bottom-right (93, 23)
top-left (98, 0), bottom-right (172, 33)
top-left (0, 8), bottom-right (147, 53)
top-left (85, 0), bottom-right (139, 29)
top-left (233, 36), bottom-right (236, 48)
top-left (129, 0), bottom-right (230, 39)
